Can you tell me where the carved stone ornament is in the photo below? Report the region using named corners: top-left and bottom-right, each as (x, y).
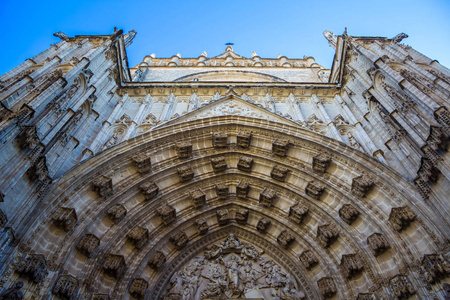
top-left (216, 183), bottom-right (229, 200)
top-left (52, 275), bottom-right (79, 300)
top-left (92, 175), bottom-right (113, 198)
top-left (191, 188), bottom-right (206, 208)
top-left (259, 187), bottom-right (276, 207)
top-left (236, 181), bottom-right (250, 198)
top-left (367, 233), bottom-right (390, 256)
top-left (148, 251), bottom-right (166, 270)
top-left (76, 234), bottom-right (100, 258)
top-left (164, 233), bottom-right (304, 299)
top-left (317, 277), bottom-right (337, 299)
top-left (272, 137), bottom-right (290, 156)
top-left (132, 152), bottom-right (152, 174)
top-left (289, 203), bottom-right (309, 224)
top-left (129, 278), bottom-right (148, 300)
top-left (211, 156), bottom-right (227, 172)
top-left (175, 141), bottom-right (192, 158)
top-left (156, 203), bottom-right (176, 225)
top-left (352, 175), bottom-right (374, 198)
top-left (271, 165), bottom-right (289, 181)
top-left (277, 230), bottom-right (295, 249)
top-left (0, 281), bottom-right (24, 300)
top-left (216, 209), bottom-right (230, 225)
top-left (17, 125), bottom-right (40, 150)
top-left (53, 207), bottom-right (77, 232)
top-left (256, 217), bottom-right (271, 233)
top-left (0, 209), bottom-right (7, 228)
top-left (139, 181), bottom-right (159, 201)
top-left (421, 254), bottom-right (450, 284)
top-left (340, 253), bottom-right (364, 279)
top-left (92, 294), bottom-right (109, 300)
top-left (212, 132), bottom-right (228, 148)
top-left (27, 156), bottom-right (49, 182)
top-left (107, 204), bottom-right (127, 223)
top-left (390, 275), bottom-right (416, 299)
top-left (235, 208), bottom-right (249, 225)
top-left (127, 226), bottom-right (149, 249)
top-left (103, 254), bottom-right (126, 279)
top-left (388, 206), bottom-right (416, 231)
top-left (169, 231), bottom-right (189, 250)
top-left (357, 293), bottom-right (378, 300)
top-left (300, 250), bottom-right (319, 270)
top-left (317, 224), bottom-right (339, 248)
top-left (313, 153), bottom-right (332, 173)
top-left (16, 254), bottom-right (48, 283)
top-left (339, 204), bottom-right (360, 225)
top-left (237, 156), bottom-right (253, 172)
top-left (177, 165), bottom-right (194, 182)
top-left (195, 218), bottom-right (209, 235)
top-left (305, 180), bottom-right (325, 200)
top-left (237, 130), bottom-right (252, 148)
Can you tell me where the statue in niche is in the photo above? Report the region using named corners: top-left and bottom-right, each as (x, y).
top-left (163, 233), bottom-right (304, 300)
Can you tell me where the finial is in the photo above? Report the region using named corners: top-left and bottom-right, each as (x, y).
top-left (251, 52), bottom-right (258, 58)
top-left (278, 54), bottom-right (282, 59)
top-left (176, 53), bottom-right (181, 58)
top-left (225, 45), bottom-right (233, 52)
top-left (150, 53), bottom-right (156, 58)
top-left (201, 51), bottom-right (207, 57)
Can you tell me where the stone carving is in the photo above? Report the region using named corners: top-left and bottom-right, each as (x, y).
top-left (163, 233), bottom-right (304, 300)
top-left (157, 203), bottom-right (176, 225)
top-left (317, 224), bottom-right (339, 248)
top-left (16, 254), bottom-right (48, 283)
top-left (175, 141), bottom-right (192, 158)
top-left (317, 277), bottom-right (336, 299)
top-left (305, 180), bottom-right (325, 200)
top-left (340, 254), bottom-right (364, 278)
top-left (312, 153), bottom-right (332, 173)
top-left (191, 189), bottom-right (206, 208)
top-left (216, 183), bottom-right (229, 200)
top-left (217, 209), bottom-right (230, 225)
top-left (237, 156), bottom-right (253, 172)
top-left (389, 206), bottom-right (416, 231)
top-left (103, 254), bottom-right (126, 279)
top-left (400, 69), bottom-right (435, 94)
top-left (259, 187), bottom-right (276, 207)
top-left (289, 203), bottom-right (309, 224)
top-left (212, 132), bottom-right (228, 148)
top-left (367, 233), bottom-right (390, 256)
top-left (299, 250), bottom-right (319, 270)
top-left (17, 125), bottom-right (40, 150)
top-left (127, 226), bottom-right (149, 249)
top-left (272, 138), bottom-right (290, 156)
top-left (392, 33), bottom-right (408, 43)
top-left (139, 181), bottom-right (159, 200)
top-left (148, 251), bottom-right (166, 270)
top-left (277, 230), bottom-right (295, 249)
top-left (195, 218), bottom-right (209, 235)
top-left (129, 278), bottom-right (148, 300)
top-left (421, 254), bottom-right (450, 284)
top-left (256, 217), bottom-right (271, 233)
top-left (76, 234), bottom-right (100, 258)
top-left (237, 130), bottom-right (252, 148)
top-left (235, 208), bottom-right (249, 225)
top-left (390, 275), bottom-right (415, 299)
top-left (351, 175), bottom-right (374, 198)
top-left (132, 152), bottom-right (152, 174)
top-left (0, 209), bottom-right (7, 228)
top-left (170, 231), bottom-right (189, 250)
top-left (211, 156), bottom-right (227, 172)
top-left (0, 281), bottom-right (24, 300)
top-left (357, 293), bottom-right (378, 300)
top-left (92, 176), bottom-right (113, 198)
top-left (52, 275), bottom-right (78, 299)
top-left (92, 294), bottom-right (109, 300)
top-left (417, 157), bottom-right (440, 183)
top-left (444, 283), bottom-right (450, 300)
top-left (177, 166), bottom-right (194, 182)
top-left (339, 204), bottom-right (360, 225)
top-left (107, 204), bottom-right (127, 223)
top-left (271, 165), bottom-right (289, 181)
top-left (27, 156), bottom-right (49, 181)
top-left (53, 207), bottom-right (77, 232)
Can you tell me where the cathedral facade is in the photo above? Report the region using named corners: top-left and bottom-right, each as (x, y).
top-left (0, 28), bottom-right (449, 299)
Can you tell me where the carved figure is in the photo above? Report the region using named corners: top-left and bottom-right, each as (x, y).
top-left (132, 152), bottom-right (152, 174)
top-left (367, 233), bottom-right (390, 256)
top-left (312, 153), bottom-right (332, 173)
top-left (217, 209), bottom-right (230, 225)
top-left (389, 206), bottom-right (416, 231)
top-left (317, 224), bottom-right (339, 248)
top-left (103, 254), bottom-right (126, 279)
top-left (259, 187), bottom-right (276, 207)
top-left (317, 277), bottom-right (336, 299)
top-left (235, 208), bottom-right (249, 225)
top-left (211, 156), bottom-right (227, 172)
top-left (237, 131), bottom-right (252, 148)
top-left (305, 180), bottom-right (325, 200)
top-left (148, 251), bottom-right (166, 270)
top-left (76, 234), bottom-right (100, 258)
top-left (277, 230), bottom-right (295, 249)
top-left (176, 141), bottom-right (192, 158)
top-left (271, 165), bottom-right (289, 181)
top-left (129, 278), bottom-right (148, 300)
top-left (272, 138), bottom-right (290, 156)
top-left (52, 275), bottom-right (78, 299)
top-left (127, 226), bottom-right (149, 249)
top-left (289, 203), bottom-right (309, 224)
top-left (212, 132), bottom-right (228, 148)
top-left (156, 203), bottom-right (176, 225)
top-left (341, 254), bottom-right (364, 278)
top-left (352, 175), bottom-right (374, 198)
top-left (107, 204), bottom-right (126, 223)
top-left (139, 181), bottom-right (159, 200)
top-left (170, 231), bottom-right (189, 250)
top-left (256, 217), bottom-right (271, 233)
top-left (92, 176), bottom-right (113, 198)
top-left (299, 250), bottom-right (319, 270)
top-left (237, 156), bottom-right (253, 172)
top-left (236, 181), bottom-right (250, 198)
top-left (216, 183), bottom-right (228, 200)
top-left (390, 275), bottom-right (415, 299)
top-left (177, 166), bottom-right (194, 182)
top-left (53, 207), bottom-right (77, 232)
top-left (191, 189), bottom-right (206, 208)
top-left (195, 218), bottom-right (209, 235)
top-left (339, 204), bottom-right (360, 225)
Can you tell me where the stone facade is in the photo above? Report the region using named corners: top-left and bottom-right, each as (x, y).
top-left (0, 29), bottom-right (449, 299)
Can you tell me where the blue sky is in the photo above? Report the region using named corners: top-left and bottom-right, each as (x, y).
top-left (1, 0), bottom-right (449, 75)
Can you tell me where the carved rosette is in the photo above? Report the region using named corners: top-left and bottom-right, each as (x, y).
top-left (339, 204), bottom-right (360, 225)
top-left (317, 224), bottom-right (339, 248)
top-left (236, 181), bottom-right (250, 198)
top-left (317, 277), bottom-right (336, 299)
top-left (216, 209), bottom-right (230, 225)
top-left (177, 166), bottom-right (194, 182)
top-left (190, 188), bottom-right (206, 208)
top-left (367, 233), bottom-right (390, 256)
top-left (340, 253), bottom-right (364, 278)
top-left (52, 274), bottom-right (79, 299)
top-left (271, 165), bottom-right (289, 181)
top-left (195, 218), bottom-right (209, 235)
top-left (388, 206), bottom-right (416, 231)
top-left (211, 156), bottom-right (227, 172)
top-left (352, 175), bottom-right (374, 198)
top-left (16, 253), bottom-right (48, 283)
top-left (127, 226), bottom-right (149, 249)
top-left (129, 278), bottom-right (148, 300)
top-left (272, 137), bottom-right (290, 156)
top-left (156, 203), bottom-right (176, 225)
top-left (92, 176), bottom-right (113, 198)
top-left (313, 152), bottom-right (332, 173)
top-left (212, 132), bottom-right (228, 148)
top-left (300, 250), bottom-right (319, 270)
top-left (237, 130), bottom-right (252, 148)
top-left (175, 141), bottom-right (192, 158)
top-left (169, 231), bottom-right (189, 250)
top-left (103, 254), bottom-right (126, 279)
top-left (235, 208), bottom-right (249, 225)
top-left (76, 234), bottom-right (100, 258)
top-left (148, 251), bottom-right (166, 270)
top-left (237, 156), bottom-right (253, 172)
top-left (390, 275), bottom-right (415, 299)
top-left (277, 230), bottom-right (295, 249)
top-left (305, 180), bottom-right (325, 200)
top-left (289, 203), bottom-right (309, 224)
top-left (259, 187), bottom-right (276, 207)
top-left (421, 254), bottom-right (450, 284)
top-left (139, 181), bottom-right (159, 200)
top-left (132, 152), bottom-right (152, 174)
top-left (53, 207), bottom-right (77, 232)
top-left (107, 204), bottom-right (127, 223)
top-left (256, 217), bottom-right (271, 233)
top-left (216, 183), bottom-right (228, 200)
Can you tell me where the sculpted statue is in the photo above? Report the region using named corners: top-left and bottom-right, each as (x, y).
top-left (0, 282), bottom-right (24, 300)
